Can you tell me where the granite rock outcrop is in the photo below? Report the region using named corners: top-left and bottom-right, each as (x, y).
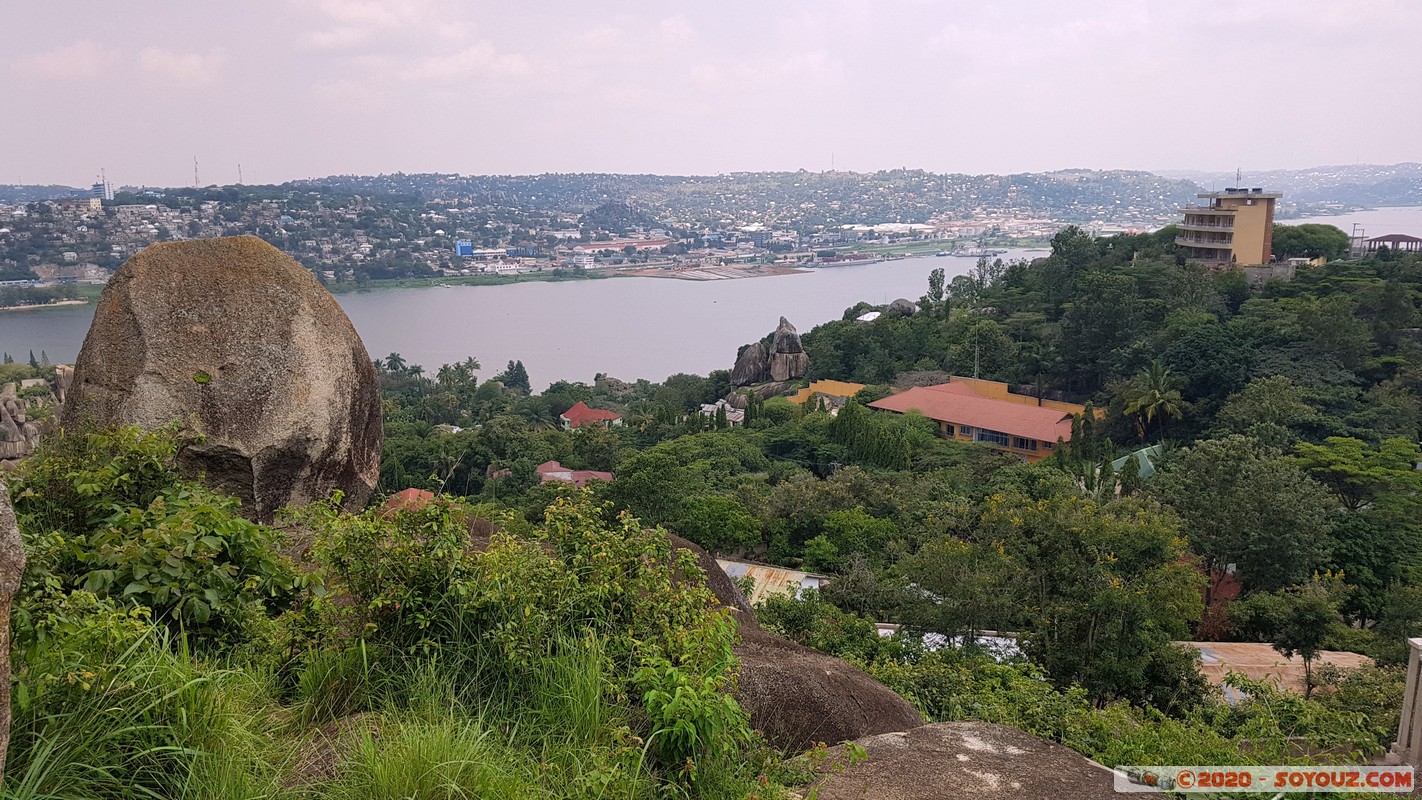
top-left (730, 341), bottom-right (771, 386)
top-left (768, 316), bottom-right (809, 382)
top-left (63, 236), bottom-right (382, 522)
top-left (809, 722), bottom-right (1117, 799)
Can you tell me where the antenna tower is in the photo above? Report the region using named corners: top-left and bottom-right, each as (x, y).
top-left (193, 157), bottom-right (200, 188)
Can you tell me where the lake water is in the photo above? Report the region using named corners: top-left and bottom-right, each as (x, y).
top-left (7, 203), bottom-right (1421, 390)
top-left (0, 250), bottom-right (1039, 389)
top-left (1291, 206), bottom-right (1422, 238)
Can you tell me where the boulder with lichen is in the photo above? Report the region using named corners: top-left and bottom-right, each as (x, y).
top-left (63, 236), bottom-right (382, 522)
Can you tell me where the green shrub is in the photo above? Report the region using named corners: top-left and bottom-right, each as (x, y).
top-left (297, 491), bottom-right (758, 780)
top-left (863, 649), bottom-right (1394, 769)
top-left (11, 425), bottom-right (301, 644)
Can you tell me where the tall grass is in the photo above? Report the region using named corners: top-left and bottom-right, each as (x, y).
top-left (3, 630), bottom-right (282, 800)
top-left (325, 719), bottom-right (546, 800)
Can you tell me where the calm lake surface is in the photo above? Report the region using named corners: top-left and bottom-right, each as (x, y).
top-left (0, 251), bottom-right (1039, 389)
top-left (6, 203), bottom-right (1421, 390)
top-left (1291, 206), bottom-right (1422, 238)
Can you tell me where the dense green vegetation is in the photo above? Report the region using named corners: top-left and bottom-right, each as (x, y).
top-left (371, 235), bottom-right (1422, 756)
top-left (5, 427), bottom-right (802, 798)
top-left (7, 231), bottom-right (1421, 795)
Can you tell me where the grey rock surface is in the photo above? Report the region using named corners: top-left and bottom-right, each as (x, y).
top-left (886, 298), bottom-right (918, 317)
top-left (0, 386), bottom-right (40, 462)
top-left (63, 236), bottom-right (382, 522)
top-left (731, 341), bottom-right (771, 386)
top-left (769, 316), bottom-right (809, 382)
top-left (810, 722), bottom-right (1117, 799)
top-left (734, 626), bottom-right (924, 750)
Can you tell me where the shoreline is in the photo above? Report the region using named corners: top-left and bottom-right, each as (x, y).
top-left (0, 298), bottom-right (90, 313)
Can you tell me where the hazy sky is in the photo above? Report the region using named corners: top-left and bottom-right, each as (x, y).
top-left (5, 1), bottom-right (1419, 187)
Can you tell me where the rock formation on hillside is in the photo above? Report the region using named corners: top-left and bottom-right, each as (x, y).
top-left (809, 722), bottom-right (1117, 799)
top-left (769, 316), bottom-right (809, 382)
top-left (0, 385), bottom-right (42, 465)
top-left (63, 236), bottom-right (382, 522)
top-left (731, 342), bottom-right (771, 386)
top-left (734, 627), bottom-right (924, 749)
top-left (732, 317), bottom-right (811, 386)
top-left (886, 297), bottom-right (918, 317)
top-left (0, 479), bottom-right (25, 776)
top-left (677, 539), bottom-right (924, 749)
top-left (669, 533), bottom-right (758, 630)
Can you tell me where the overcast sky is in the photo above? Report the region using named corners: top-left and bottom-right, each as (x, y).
top-left (4, 1), bottom-right (1419, 187)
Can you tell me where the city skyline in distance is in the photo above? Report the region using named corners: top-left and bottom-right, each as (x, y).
top-left (5, 1), bottom-right (1419, 188)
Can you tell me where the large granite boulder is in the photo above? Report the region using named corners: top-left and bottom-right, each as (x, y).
top-left (731, 341), bottom-right (771, 386)
top-left (734, 625), bottom-right (923, 750)
top-left (769, 316), bottom-right (809, 382)
top-left (672, 539), bottom-right (922, 749)
top-left (886, 297), bottom-right (918, 318)
top-left (63, 236), bottom-right (382, 522)
top-left (668, 533), bottom-right (758, 631)
top-left (809, 722), bottom-right (1117, 799)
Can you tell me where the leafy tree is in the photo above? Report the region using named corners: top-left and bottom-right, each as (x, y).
top-left (1272, 223), bottom-right (1350, 261)
top-left (897, 536), bottom-right (1015, 646)
top-left (1293, 437), bottom-right (1422, 512)
top-left (673, 495), bottom-right (759, 554)
top-left (1293, 437), bottom-right (1422, 619)
top-left (1161, 322), bottom-right (1254, 403)
top-left (820, 507), bottom-right (898, 564)
top-left (1058, 271), bottom-right (1140, 390)
top-left (980, 491), bottom-right (1204, 707)
top-left (1216, 375), bottom-right (1320, 444)
top-left (495, 360), bottom-right (532, 394)
top-left (1153, 436), bottom-right (1334, 600)
top-left (1233, 575), bottom-right (1348, 698)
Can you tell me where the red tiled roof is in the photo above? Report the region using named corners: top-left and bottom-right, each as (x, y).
top-left (560, 401), bottom-right (621, 428)
top-left (382, 487), bottom-right (436, 516)
top-left (535, 460), bottom-right (613, 487)
top-left (869, 383), bottom-right (1075, 443)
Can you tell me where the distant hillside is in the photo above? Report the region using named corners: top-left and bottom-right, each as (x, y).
top-left (0, 184), bottom-right (87, 203)
top-left (1157, 163), bottom-right (1422, 211)
top-left (304, 169), bottom-right (1203, 229)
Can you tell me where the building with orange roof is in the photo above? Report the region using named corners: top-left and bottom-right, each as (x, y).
top-left (868, 378), bottom-right (1089, 462)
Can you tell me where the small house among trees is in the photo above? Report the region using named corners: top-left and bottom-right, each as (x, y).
top-left (559, 400), bottom-right (622, 430)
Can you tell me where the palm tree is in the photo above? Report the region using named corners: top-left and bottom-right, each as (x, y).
top-left (384, 352), bottom-right (407, 374)
top-left (1123, 359), bottom-right (1185, 442)
top-left (1018, 342), bottom-right (1057, 407)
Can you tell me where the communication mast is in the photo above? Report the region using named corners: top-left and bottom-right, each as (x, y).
top-left (1350, 223), bottom-right (1367, 259)
top-left (193, 157), bottom-right (200, 188)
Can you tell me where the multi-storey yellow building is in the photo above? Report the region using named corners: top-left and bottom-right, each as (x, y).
top-left (1175, 188), bottom-right (1281, 266)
